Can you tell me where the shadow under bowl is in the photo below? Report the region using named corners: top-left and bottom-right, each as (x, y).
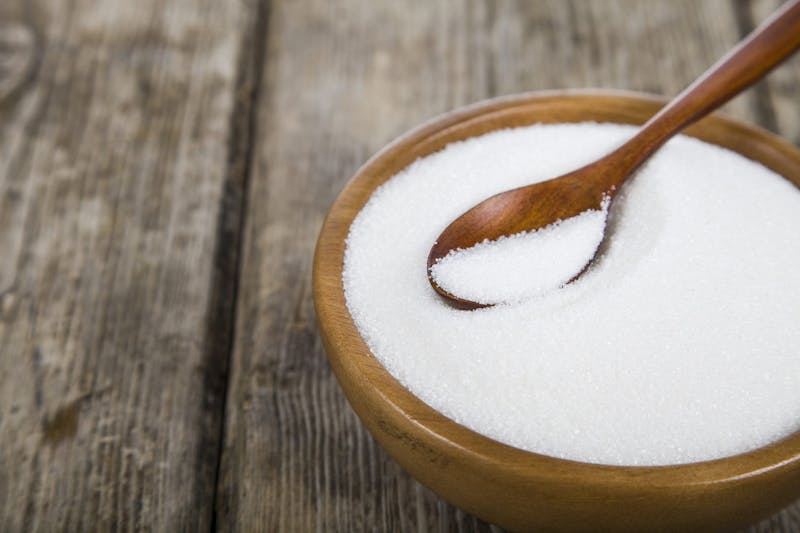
top-left (312, 91), bottom-right (800, 532)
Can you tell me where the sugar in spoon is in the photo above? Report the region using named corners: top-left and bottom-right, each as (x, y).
top-left (427, 0), bottom-right (800, 310)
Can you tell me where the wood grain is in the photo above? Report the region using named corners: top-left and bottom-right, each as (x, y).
top-left (218, 0), bottom-right (800, 531)
top-left (0, 0), bottom-right (255, 530)
top-left (749, 0), bottom-right (800, 145)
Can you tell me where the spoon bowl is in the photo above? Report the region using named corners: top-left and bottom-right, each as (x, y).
top-left (427, 162), bottom-right (614, 309)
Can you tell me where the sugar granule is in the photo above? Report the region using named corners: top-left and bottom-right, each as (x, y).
top-left (342, 122), bottom-right (800, 466)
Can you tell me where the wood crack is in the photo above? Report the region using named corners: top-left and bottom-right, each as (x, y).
top-left (206, 0), bottom-right (272, 531)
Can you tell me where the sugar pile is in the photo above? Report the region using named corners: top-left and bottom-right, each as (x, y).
top-left (342, 122), bottom-right (800, 466)
top-left (430, 205), bottom-right (608, 305)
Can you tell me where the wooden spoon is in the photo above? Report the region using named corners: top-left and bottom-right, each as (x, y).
top-left (427, 0), bottom-right (800, 310)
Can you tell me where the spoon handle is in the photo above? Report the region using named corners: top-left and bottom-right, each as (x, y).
top-left (608, 0), bottom-right (800, 184)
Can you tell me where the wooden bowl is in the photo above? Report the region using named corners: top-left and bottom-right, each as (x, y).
top-left (312, 91), bottom-right (800, 532)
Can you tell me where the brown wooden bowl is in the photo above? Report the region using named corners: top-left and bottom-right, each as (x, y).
top-left (312, 91), bottom-right (800, 532)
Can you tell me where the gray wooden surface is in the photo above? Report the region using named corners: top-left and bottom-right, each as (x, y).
top-left (0, 1), bottom-right (798, 531)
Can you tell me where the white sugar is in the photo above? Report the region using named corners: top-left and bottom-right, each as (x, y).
top-left (430, 205), bottom-right (608, 305)
top-left (342, 122), bottom-right (800, 466)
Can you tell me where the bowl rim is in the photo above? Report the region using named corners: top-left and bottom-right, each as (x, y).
top-left (313, 89), bottom-right (800, 492)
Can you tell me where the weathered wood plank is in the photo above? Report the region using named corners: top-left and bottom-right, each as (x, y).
top-left (218, 0), bottom-right (800, 531)
top-left (0, 0), bottom-right (255, 530)
top-left (747, 0), bottom-right (800, 145)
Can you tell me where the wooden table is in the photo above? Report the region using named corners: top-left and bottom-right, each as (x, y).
top-left (1, 1), bottom-right (798, 531)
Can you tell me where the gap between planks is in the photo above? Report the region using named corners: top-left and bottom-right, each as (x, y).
top-left (207, 0), bottom-right (272, 530)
